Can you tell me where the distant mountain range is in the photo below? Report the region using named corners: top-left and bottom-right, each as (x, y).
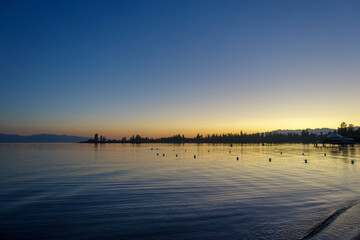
top-left (271, 127), bottom-right (359, 135)
top-left (0, 134), bottom-right (89, 143)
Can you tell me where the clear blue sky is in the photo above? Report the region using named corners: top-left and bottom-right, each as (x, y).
top-left (1, 0), bottom-right (360, 138)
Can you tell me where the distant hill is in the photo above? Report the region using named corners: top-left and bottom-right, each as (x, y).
top-left (0, 134), bottom-right (89, 143)
top-left (271, 127), bottom-right (359, 136)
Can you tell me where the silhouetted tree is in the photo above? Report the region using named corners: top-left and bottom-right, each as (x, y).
top-left (134, 134), bottom-right (141, 143)
top-left (348, 124), bottom-right (354, 134)
top-left (338, 122), bottom-right (348, 136)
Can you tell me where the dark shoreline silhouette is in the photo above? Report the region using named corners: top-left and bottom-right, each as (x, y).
top-left (81, 122), bottom-right (360, 144)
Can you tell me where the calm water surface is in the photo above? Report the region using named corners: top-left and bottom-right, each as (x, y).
top-left (0, 143), bottom-right (360, 240)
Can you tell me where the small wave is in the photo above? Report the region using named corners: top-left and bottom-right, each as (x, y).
top-left (300, 206), bottom-right (352, 240)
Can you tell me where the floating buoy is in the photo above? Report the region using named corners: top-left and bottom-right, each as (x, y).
top-left (157, 153), bottom-right (159, 156)
top-left (237, 157), bottom-right (239, 160)
top-left (176, 154), bottom-right (178, 157)
top-left (351, 160), bottom-right (354, 164)
top-left (229, 151), bottom-right (231, 153)
top-left (194, 155), bottom-right (196, 159)
top-left (302, 153), bottom-right (304, 155)
top-left (269, 158), bottom-right (271, 162)
top-left (305, 159), bottom-right (307, 163)
top-left (324, 153), bottom-right (326, 156)
top-left (163, 153), bottom-right (165, 157)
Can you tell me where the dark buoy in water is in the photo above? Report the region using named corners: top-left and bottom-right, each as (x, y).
top-left (305, 159), bottom-right (308, 163)
top-left (229, 151), bottom-right (231, 153)
top-left (163, 153), bottom-right (165, 157)
top-left (194, 155), bottom-right (196, 159)
top-left (176, 154), bottom-right (178, 157)
top-left (324, 153), bottom-right (326, 156)
top-left (302, 153), bottom-right (304, 155)
top-left (280, 152), bottom-right (282, 155)
top-left (351, 160), bottom-right (354, 164)
top-left (269, 158), bottom-right (271, 162)
top-left (157, 153), bottom-right (159, 156)
top-left (230, 144), bottom-right (233, 147)
top-left (237, 157), bottom-right (239, 160)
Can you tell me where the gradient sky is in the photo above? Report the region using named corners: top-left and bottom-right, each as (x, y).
top-left (1, 0), bottom-right (360, 138)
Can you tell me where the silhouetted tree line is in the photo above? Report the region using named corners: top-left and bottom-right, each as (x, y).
top-left (148, 130), bottom-right (321, 144)
top-left (336, 122), bottom-right (360, 141)
top-left (82, 123), bottom-right (359, 144)
top-left (84, 130), bottom-right (324, 144)
top-left (86, 133), bottom-right (108, 143)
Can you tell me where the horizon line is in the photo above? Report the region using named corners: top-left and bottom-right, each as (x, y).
top-left (2, 126), bottom-right (356, 139)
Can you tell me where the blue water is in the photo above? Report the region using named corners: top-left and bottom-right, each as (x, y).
top-left (0, 143), bottom-right (360, 240)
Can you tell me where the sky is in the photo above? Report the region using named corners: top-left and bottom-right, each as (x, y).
top-left (1, 0), bottom-right (360, 138)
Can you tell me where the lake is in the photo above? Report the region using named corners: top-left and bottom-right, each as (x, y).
top-left (0, 143), bottom-right (359, 240)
